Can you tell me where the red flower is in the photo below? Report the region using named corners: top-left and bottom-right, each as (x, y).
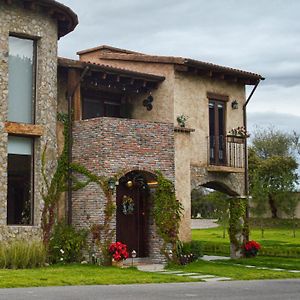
top-left (109, 242), bottom-right (129, 262)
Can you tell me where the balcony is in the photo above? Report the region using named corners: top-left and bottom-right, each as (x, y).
top-left (207, 135), bottom-right (245, 172)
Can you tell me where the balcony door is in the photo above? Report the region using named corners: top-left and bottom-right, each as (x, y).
top-left (209, 99), bottom-right (226, 165)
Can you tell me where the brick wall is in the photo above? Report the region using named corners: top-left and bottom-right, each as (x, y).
top-left (72, 117), bottom-right (175, 262)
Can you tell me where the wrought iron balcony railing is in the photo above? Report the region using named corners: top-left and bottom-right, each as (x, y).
top-left (208, 135), bottom-right (245, 169)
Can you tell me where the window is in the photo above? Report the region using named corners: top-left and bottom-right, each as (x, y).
top-left (7, 136), bottom-right (34, 225)
top-left (8, 36), bottom-right (36, 124)
top-left (82, 91), bottom-right (121, 120)
top-left (209, 99), bottom-right (226, 165)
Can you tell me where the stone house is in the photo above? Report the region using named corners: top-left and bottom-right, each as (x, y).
top-left (0, 0), bottom-right (77, 241)
top-left (1, 1), bottom-right (264, 262)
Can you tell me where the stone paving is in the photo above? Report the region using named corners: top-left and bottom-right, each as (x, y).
top-left (137, 264), bottom-right (232, 282)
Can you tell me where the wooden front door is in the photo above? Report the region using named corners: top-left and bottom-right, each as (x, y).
top-left (116, 182), bottom-right (148, 257)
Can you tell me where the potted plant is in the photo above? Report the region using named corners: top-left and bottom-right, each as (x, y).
top-left (109, 241), bottom-right (129, 267)
top-left (176, 114), bottom-right (189, 127)
top-left (242, 240), bottom-right (261, 258)
top-left (227, 126), bottom-right (250, 143)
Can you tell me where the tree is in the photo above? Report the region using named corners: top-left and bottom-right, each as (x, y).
top-left (249, 128), bottom-right (298, 219)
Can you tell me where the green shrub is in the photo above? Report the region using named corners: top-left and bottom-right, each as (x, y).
top-left (0, 240), bottom-right (46, 269)
top-left (48, 222), bottom-right (88, 264)
top-left (176, 241), bottom-right (203, 265)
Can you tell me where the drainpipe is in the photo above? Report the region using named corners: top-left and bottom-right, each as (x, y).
top-left (242, 78), bottom-right (264, 231)
top-left (67, 66), bottom-right (89, 225)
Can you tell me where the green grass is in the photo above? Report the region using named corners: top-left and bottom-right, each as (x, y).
top-left (192, 225), bottom-right (300, 257)
top-left (168, 259), bottom-right (300, 280)
top-left (218, 256), bottom-right (300, 270)
top-left (192, 227), bottom-right (300, 247)
top-left (0, 264), bottom-right (201, 288)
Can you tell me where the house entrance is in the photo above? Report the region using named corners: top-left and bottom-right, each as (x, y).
top-left (116, 171), bottom-right (153, 257)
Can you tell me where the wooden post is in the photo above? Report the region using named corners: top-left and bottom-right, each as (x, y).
top-left (67, 68), bottom-right (82, 121)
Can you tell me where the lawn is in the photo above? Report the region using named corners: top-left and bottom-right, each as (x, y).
top-left (192, 227), bottom-right (300, 248)
top-left (192, 224), bottom-right (300, 258)
top-left (0, 264), bottom-right (201, 288)
top-left (168, 258), bottom-right (300, 280)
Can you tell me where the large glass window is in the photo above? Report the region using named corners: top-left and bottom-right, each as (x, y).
top-left (7, 136), bottom-right (33, 225)
top-left (8, 36), bottom-right (36, 124)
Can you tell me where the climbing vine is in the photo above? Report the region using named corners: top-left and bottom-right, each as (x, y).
top-left (41, 112), bottom-right (116, 264)
top-left (152, 171), bottom-right (183, 262)
top-left (228, 198), bottom-right (248, 256)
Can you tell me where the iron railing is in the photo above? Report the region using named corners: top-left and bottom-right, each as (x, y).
top-left (208, 135), bottom-right (245, 169)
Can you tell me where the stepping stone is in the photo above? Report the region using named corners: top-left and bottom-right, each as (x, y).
top-left (244, 265), bottom-right (256, 268)
top-left (159, 271), bottom-right (184, 274)
top-left (271, 268), bottom-right (285, 271)
top-left (189, 275), bottom-right (215, 279)
top-left (203, 277), bottom-right (231, 282)
top-left (175, 273), bottom-right (199, 276)
top-left (288, 270), bottom-right (300, 273)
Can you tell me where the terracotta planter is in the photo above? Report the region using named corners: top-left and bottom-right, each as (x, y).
top-left (112, 260), bottom-right (124, 267)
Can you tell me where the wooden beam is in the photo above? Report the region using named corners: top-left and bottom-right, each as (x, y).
top-left (207, 92), bottom-right (229, 102)
top-left (5, 122), bottom-right (44, 137)
top-left (174, 65), bottom-right (189, 72)
top-left (68, 68), bottom-right (82, 121)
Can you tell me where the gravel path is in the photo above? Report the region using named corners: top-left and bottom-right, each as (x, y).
top-left (191, 219), bottom-right (218, 229)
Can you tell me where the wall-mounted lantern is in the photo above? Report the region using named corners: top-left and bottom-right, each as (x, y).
top-left (143, 94), bottom-right (154, 111)
top-left (231, 100), bottom-right (238, 110)
top-left (108, 178), bottom-right (116, 192)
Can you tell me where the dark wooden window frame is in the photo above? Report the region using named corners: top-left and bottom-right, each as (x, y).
top-left (208, 93), bottom-right (228, 166)
top-left (7, 136), bottom-right (35, 226)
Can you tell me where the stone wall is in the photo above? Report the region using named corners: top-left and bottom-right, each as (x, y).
top-left (72, 117), bottom-right (175, 262)
top-left (0, 2), bottom-right (58, 239)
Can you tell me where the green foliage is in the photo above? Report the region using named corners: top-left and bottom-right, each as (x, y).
top-left (228, 198), bottom-right (247, 251)
top-left (176, 240), bottom-right (203, 264)
top-left (0, 240), bottom-right (46, 269)
top-left (153, 171), bottom-right (183, 261)
top-left (48, 222), bottom-right (88, 264)
top-left (251, 127), bottom-right (294, 159)
top-left (249, 128), bottom-right (299, 219)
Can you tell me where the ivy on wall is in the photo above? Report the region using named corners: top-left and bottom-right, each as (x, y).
top-left (41, 113), bottom-right (116, 263)
top-left (153, 171), bottom-right (183, 262)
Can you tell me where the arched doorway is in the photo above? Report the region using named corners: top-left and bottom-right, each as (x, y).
top-left (116, 170), bottom-right (156, 257)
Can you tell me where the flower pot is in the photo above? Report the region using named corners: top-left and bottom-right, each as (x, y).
top-left (112, 260), bottom-right (123, 268)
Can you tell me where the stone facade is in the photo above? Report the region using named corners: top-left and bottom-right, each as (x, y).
top-left (71, 117), bottom-right (175, 262)
top-left (81, 48), bottom-right (249, 241)
top-left (0, 2), bottom-right (61, 240)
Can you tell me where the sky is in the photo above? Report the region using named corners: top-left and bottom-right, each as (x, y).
top-left (58, 0), bottom-right (300, 135)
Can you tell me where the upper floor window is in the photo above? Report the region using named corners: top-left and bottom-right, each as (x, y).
top-left (8, 36), bottom-right (36, 124)
top-left (82, 91), bottom-right (121, 120)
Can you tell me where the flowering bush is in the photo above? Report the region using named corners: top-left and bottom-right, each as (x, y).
top-left (109, 242), bottom-right (129, 262)
top-left (243, 240), bottom-right (261, 257)
top-left (228, 126), bottom-right (250, 137)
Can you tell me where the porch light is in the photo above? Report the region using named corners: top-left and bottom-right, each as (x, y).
top-left (126, 180), bottom-right (133, 188)
top-left (108, 178), bottom-right (116, 191)
top-left (231, 100), bottom-right (238, 109)
top-left (131, 250), bottom-right (137, 267)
